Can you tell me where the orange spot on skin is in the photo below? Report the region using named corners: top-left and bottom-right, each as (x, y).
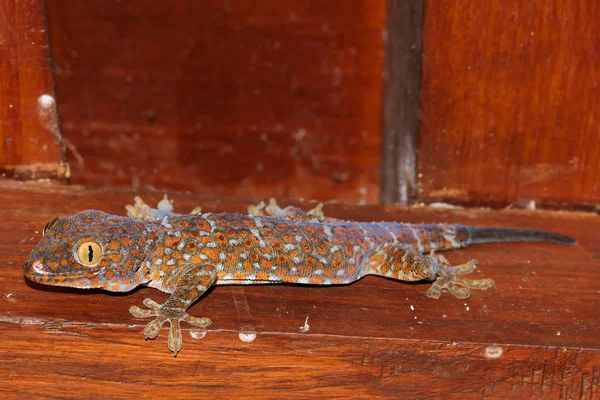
top-left (199, 275), bottom-right (213, 286)
top-left (202, 248), bottom-right (219, 261)
top-left (106, 241), bottom-right (120, 252)
top-left (243, 260), bottom-right (253, 274)
top-left (261, 259), bottom-right (274, 270)
top-left (165, 236), bottom-right (180, 248)
top-left (195, 219), bottom-right (211, 232)
top-left (316, 245), bottom-right (328, 256)
top-left (303, 226), bottom-right (318, 235)
top-left (176, 220), bottom-right (192, 229)
top-left (256, 271), bottom-right (269, 280)
top-left (217, 234), bottom-right (228, 249)
top-left (121, 237), bottom-right (134, 246)
top-left (275, 224), bottom-right (287, 232)
top-left (105, 253), bottom-right (123, 263)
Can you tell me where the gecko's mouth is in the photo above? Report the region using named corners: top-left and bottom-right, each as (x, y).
top-left (24, 260), bottom-right (102, 285)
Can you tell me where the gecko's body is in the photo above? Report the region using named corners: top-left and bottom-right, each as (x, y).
top-left (24, 198), bottom-right (575, 355)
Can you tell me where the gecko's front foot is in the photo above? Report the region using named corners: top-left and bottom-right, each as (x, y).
top-left (426, 257), bottom-right (495, 299)
top-left (129, 298), bottom-right (212, 356)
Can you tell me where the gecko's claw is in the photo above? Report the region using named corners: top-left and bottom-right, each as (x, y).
top-left (129, 298), bottom-right (212, 356)
top-left (426, 258), bottom-right (495, 299)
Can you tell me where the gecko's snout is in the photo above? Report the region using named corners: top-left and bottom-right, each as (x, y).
top-left (24, 254), bottom-right (53, 282)
top-left (24, 257), bottom-right (45, 283)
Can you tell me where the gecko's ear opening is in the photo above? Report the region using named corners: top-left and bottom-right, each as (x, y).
top-left (43, 217), bottom-right (60, 236)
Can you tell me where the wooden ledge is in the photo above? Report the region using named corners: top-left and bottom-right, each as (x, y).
top-left (1, 180), bottom-right (598, 398)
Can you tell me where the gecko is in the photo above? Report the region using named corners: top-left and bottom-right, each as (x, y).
top-left (24, 197), bottom-right (575, 355)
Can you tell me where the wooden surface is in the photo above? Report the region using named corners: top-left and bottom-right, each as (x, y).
top-left (44, 0), bottom-right (386, 204)
top-left (0, 0), bottom-right (66, 180)
top-left (419, 0), bottom-right (600, 207)
top-left (1, 180), bottom-right (598, 398)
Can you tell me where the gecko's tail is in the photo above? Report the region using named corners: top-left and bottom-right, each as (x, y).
top-left (466, 226), bottom-right (576, 246)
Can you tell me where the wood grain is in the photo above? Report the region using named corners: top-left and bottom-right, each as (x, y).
top-left (0, 0), bottom-right (66, 179)
top-left (44, 0), bottom-right (386, 204)
top-left (419, 0), bottom-right (600, 207)
top-left (1, 180), bottom-right (598, 397)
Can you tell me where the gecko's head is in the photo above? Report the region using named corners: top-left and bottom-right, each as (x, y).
top-left (25, 210), bottom-right (154, 292)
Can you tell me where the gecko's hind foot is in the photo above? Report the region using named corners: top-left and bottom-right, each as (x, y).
top-left (426, 258), bottom-right (495, 299)
top-left (126, 195), bottom-right (175, 221)
top-left (247, 198), bottom-right (325, 222)
top-left (129, 298), bottom-right (211, 356)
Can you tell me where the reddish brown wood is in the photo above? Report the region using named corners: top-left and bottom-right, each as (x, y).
top-left (419, 0), bottom-right (600, 207)
top-left (0, 0), bottom-right (66, 180)
top-left (1, 180), bottom-right (598, 397)
top-left (44, 0), bottom-right (386, 204)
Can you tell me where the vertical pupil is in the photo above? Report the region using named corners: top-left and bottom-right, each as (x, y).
top-left (88, 245), bottom-right (94, 262)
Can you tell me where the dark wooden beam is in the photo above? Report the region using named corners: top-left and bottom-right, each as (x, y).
top-left (380, 0), bottom-right (424, 204)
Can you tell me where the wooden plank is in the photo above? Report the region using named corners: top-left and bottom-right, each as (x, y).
top-left (419, 0), bottom-right (600, 207)
top-left (1, 180), bottom-right (599, 397)
top-left (44, 0), bottom-right (386, 204)
top-left (1, 325), bottom-right (598, 399)
top-left (380, 0), bottom-right (424, 205)
top-left (0, 0), bottom-right (67, 180)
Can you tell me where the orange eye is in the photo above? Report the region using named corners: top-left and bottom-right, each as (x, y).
top-left (43, 217), bottom-right (59, 236)
top-left (76, 241), bottom-right (103, 266)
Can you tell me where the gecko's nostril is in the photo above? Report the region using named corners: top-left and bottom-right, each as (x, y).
top-left (33, 261), bottom-right (45, 273)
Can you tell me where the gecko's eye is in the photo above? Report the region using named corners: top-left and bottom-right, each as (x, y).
top-left (76, 241), bottom-right (103, 266)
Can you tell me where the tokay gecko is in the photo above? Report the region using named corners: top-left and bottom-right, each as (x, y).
top-left (25, 197), bottom-right (575, 355)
